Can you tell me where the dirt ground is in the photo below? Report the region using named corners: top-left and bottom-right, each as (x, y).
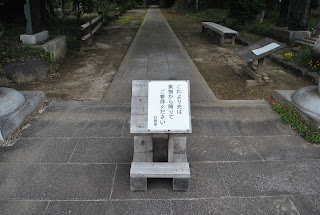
top-left (8, 9), bottom-right (147, 101)
top-left (7, 8), bottom-right (315, 101)
top-left (162, 11), bottom-right (314, 100)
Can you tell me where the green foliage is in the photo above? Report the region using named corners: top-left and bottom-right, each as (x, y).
top-left (46, 16), bottom-right (83, 52)
top-left (245, 12), bottom-right (278, 35)
top-left (273, 103), bottom-right (320, 143)
top-left (173, 0), bottom-right (196, 12)
top-left (308, 18), bottom-right (318, 36)
top-left (0, 22), bottom-right (54, 68)
top-left (283, 47), bottom-right (313, 66)
top-left (116, 14), bottom-right (135, 23)
top-left (189, 8), bottom-right (229, 22)
top-left (230, 0), bottom-right (266, 24)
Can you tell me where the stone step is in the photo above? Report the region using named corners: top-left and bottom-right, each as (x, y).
top-left (308, 37), bottom-right (319, 42)
top-left (42, 100), bottom-right (274, 121)
top-left (301, 38), bottom-right (317, 44)
top-left (294, 40), bottom-right (316, 49)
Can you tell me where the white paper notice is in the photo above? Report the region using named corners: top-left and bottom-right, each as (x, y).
top-left (252, 43), bottom-right (280, 56)
top-left (147, 81), bottom-right (190, 132)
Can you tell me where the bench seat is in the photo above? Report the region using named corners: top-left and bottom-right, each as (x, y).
top-left (201, 22), bottom-right (238, 45)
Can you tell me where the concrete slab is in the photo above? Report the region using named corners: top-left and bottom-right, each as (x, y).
top-left (172, 197), bottom-right (300, 215)
top-left (0, 201), bottom-right (48, 215)
top-left (0, 163), bottom-right (115, 200)
top-left (187, 136), bottom-right (262, 162)
top-left (290, 195), bottom-right (320, 215)
top-left (219, 160), bottom-right (320, 197)
top-left (0, 91), bottom-right (46, 142)
top-left (250, 136), bottom-right (320, 160)
top-left (69, 138), bottom-right (133, 163)
top-left (0, 138), bottom-right (78, 163)
top-left (46, 200), bottom-right (171, 215)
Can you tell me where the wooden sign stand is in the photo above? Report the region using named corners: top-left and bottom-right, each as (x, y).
top-left (130, 80), bottom-right (191, 191)
top-left (234, 38), bottom-right (286, 87)
top-left (243, 57), bottom-right (273, 87)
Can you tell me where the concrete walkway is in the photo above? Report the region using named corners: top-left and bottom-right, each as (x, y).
top-left (1, 8), bottom-right (320, 215)
top-left (103, 8), bottom-right (216, 104)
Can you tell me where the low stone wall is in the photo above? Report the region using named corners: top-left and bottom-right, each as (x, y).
top-left (39, 36), bottom-right (67, 61)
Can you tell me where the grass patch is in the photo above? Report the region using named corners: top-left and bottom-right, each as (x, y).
top-left (273, 103), bottom-right (320, 144)
top-left (188, 8), bottom-right (229, 22)
top-left (116, 14), bottom-right (136, 24)
top-left (135, 14), bottom-right (146, 26)
top-left (161, 10), bottom-right (197, 25)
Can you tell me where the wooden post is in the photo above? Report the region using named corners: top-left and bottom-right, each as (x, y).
top-left (89, 19), bottom-right (93, 46)
top-left (221, 35), bottom-right (224, 45)
top-left (257, 58), bottom-right (264, 82)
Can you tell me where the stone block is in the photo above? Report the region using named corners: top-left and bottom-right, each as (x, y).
top-left (40, 36), bottom-right (67, 61)
top-left (20, 30), bottom-right (49, 45)
top-left (3, 58), bottom-right (49, 84)
top-left (270, 27), bottom-right (310, 42)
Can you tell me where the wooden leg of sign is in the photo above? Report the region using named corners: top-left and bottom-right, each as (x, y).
top-left (257, 58), bottom-right (264, 83)
top-left (168, 134), bottom-right (189, 191)
top-left (130, 177), bottom-right (147, 191)
top-left (173, 178), bottom-right (190, 191)
top-left (221, 35), bottom-right (224, 45)
top-left (232, 36), bottom-right (235, 46)
top-left (168, 135), bottom-right (187, 163)
top-left (131, 135), bottom-right (153, 191)
top-left (132, 135), bottom-right (153, 162)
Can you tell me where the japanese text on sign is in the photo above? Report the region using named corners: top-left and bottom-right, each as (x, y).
top-left (148, 81), bottom-right (190, 132)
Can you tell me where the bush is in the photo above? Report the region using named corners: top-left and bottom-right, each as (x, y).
top-left (230, 0), bottom-right (266, 24)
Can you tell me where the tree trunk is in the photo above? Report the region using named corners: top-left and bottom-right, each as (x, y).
top-left (61, 0), bottom-right (65, 16)
top-left (196, 0), bottom-right (198, 10)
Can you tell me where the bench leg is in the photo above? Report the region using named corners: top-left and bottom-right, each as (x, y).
top-left (173, 178), bottom-right (189, 191)
top-left (220, 35), bottom-right (224, 44)
top-left (130, 177), bottom-right (147, 191)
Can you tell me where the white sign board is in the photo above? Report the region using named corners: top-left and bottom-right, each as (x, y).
top-left (252, 43), bottom-right (280, 56)
top-left (147, 81), bottom-right (190, 132)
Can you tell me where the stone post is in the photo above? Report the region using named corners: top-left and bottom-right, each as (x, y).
top-left (20, 0), bottom-right (49, 44)
top-left (24, 0), bottom-right (42, 35)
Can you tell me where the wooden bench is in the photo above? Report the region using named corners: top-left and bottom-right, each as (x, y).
top-left (201, 22), bottom-right (238, 45)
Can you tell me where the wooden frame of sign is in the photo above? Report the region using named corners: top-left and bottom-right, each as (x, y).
top-left (130, 80), bottom-right (192, 191)
top-left (234, 38), bottom-right (286, 87)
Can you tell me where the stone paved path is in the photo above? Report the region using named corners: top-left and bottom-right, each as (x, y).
top-left (103, 8), bottom-right (216, 104)
top-left (1, 8), bottom-right (320, 215)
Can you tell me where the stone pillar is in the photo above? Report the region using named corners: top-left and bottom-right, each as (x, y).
top-left (24, 0), bottom-right (42, 35)
top-left (20, 0), bottom-right (49, 44)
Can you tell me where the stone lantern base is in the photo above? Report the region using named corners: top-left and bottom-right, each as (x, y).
top-left (20, 30), bottom-right (49, 45)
